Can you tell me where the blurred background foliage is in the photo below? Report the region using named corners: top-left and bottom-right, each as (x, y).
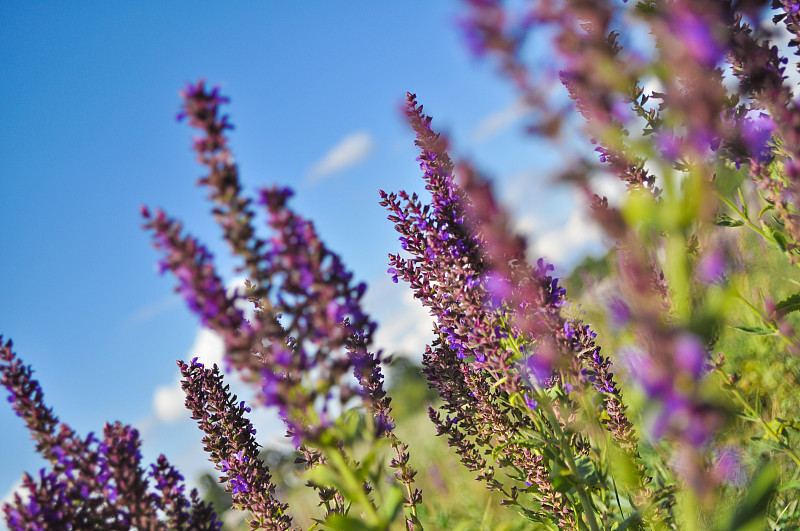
top-left (197, 162), bottom-right (800, 529)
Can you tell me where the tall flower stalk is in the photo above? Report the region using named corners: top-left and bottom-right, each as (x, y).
top-left (144, 81), bottom-right (421, 530)
top-left (381, 93), bottom-right (653, 529)
top-left (0, 338), bottom-right (221, 530)
top-left (5, 2), bottom-right (800, 529)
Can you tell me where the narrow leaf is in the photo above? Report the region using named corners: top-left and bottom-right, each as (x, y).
top-left (716, 214), bottom-right (745, 227)
top-left (738, 188), bottom-right (749, 218)
top-left (776, 292), bottom-right (800, 314)
top-left (732, 325), bottom-right (775, 336)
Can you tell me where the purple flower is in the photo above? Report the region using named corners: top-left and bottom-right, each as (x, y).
top-left (524, 393), bottom-right (537, 410)
top-left (674, 334), bottom-right (706, 379)
top-left (611, 99), bottom-right (632, 123)
top-left (740, 111), bottom-right (775, 162)
top-left (713, 446), bottom-right (747, 488)
top-left (608, 297), bottom-right (631, 327)
top-left (483, 270), bottom-right (511, 308)
top-left (698, 248), bottom-right (726, 284)
top-left (657, 132), bottom-right (682, 161)
top-left (669, 8), bottom-right (726, 68)
top-left (1, 337), bottom-right (222, 529)
top-left (179, 359), bottom-right (294, 529)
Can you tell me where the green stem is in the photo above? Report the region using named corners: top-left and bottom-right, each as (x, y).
top-left (716, 369), bottom-right (800, 468)
top-left (715, 191), bottom-right (770, 240)
top-left (388, 439), bottom-right (420, 530)
top-left (734, 292), bottom-right (795, 347)
top-left (326, 448), bottom-right (382, 526)
top-left (715, 190), bottom-right (800, 267)
top-left (502, 330), bottom-right (601, 530)
top-left (538, 391), bottom-right (602, 531)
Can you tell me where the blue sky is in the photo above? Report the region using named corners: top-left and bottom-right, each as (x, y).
top-left (0, 2), bottom-right (609, 513)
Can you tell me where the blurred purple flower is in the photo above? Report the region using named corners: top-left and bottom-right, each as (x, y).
top-left (713, 446), bottom-right (747, 488)
top-left (608, 297), bottom-right (631, 327)
top-left (657, 132), bottom-right (682, 161)
top-left (698, 248), bottom-right (726, 284)
top-left (741, 111), bottom-right (775, 162)
top-left (670, 8), bottom-right (726, 68)
top-left (674, 334), bottom-right (706, 379)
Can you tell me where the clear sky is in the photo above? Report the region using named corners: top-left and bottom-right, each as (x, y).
top-left (0, 2), bottom-right (608, 514)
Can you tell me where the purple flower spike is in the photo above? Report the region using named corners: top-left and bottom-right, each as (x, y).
top-left (669, 7), bottom-right (726, 68)
top-left (179, 359), bottom-right (293, 529)
top-left (608, 297), bottom-right (631, 327)
top-left (674, 334), bottom-right (706, 379)
top-left (698, 248), bottom-right (726, 284)
top-left (0, 338), bottom-right (221, 529)
top-left (713, 446), bottom-right (747, 488)
top-left (741, 111), bottom-right (775, 163)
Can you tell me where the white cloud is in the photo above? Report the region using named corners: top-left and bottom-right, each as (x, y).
top-left (364, 276), bottom-right (434, 359)
top-left (188, 328), bottom-right (225, 367)
top-left (152, 384), bottom-right (187, 423)
top-left (120, 294), bottom-right (181, 330)
top-left (307, 131), bottom-right (374, 182)
top-left (591, 174), bottom-right (627, 206)
top-left (513, 214), bottom-right (537, 240)
top-left (151, 328), bottom-right (225, 423)
top-left (2, 476), bottom-right (22, 507)
top-left (533, 207), bottom-right (604, 265)
top-left (471, 98), bottom-right (533, 144)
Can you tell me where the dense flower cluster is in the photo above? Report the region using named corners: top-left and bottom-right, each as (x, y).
top-left (382, 94), bottom-right (653, 529)
top-left (5, 1), bottom-right (800, 529)
top-left (0, 338), bottom-right (221, 529)
top-left (179, 358), bottom-right (294, 530)
top-left (149, 81), bottom-right (422, 528)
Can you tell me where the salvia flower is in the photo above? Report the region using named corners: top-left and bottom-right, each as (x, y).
top-left (162, 81), bottom-right (422, 525)
top-left (382, 93), bottom-right (648, 528)
top-left (179, 358), bottom-right (294, 530)
top-left (0, 337), bottom-right (221, 530)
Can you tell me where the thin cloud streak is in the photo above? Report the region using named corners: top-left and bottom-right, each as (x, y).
top-left (471, 98), bottom-right (532, 144)
top-left (307, 131), bottom-right (374, 183)
top-left (364, 275), bottom-right (434, 359)
top-left (119, 294), bottom-right (181, 330)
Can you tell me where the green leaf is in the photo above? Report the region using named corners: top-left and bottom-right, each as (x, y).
top-left (716, 214), bottom-right (745, 227)
top-left (776, 292), bottom-right (800, 314)
top-left (749, 436), bottom-right (783, 452)
top-left (611, 514), bottom-right (643, 531)
top-left (549, 463), bottom-right (582, 494)
top-left (777, 479), bottom-right (800, 492)
top-left (732, 325), bottom-right (775, 336)
top-left (574, 454), bottom-right (600, 486)
top-left (325, 513), bottom-right (373, 531)
top-left (738, 188), bottom-right (749, 218)
top-left (550, 473), bottom-right (575, 494)
top-left (771, 227), bottom-right (788, 252)
top-left (306, 464), bottom-right (343, 492)
top-left (720, 463), bottom-right (777, 531)
top-left (379, 486), bottom-right (406, 523)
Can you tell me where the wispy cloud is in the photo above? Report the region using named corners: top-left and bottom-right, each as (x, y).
top-left (307, 131), bottom-right (374, 183)
top-left (533, 208), bottom-right (604, 266)
top-left (152, 327), bottom-right (224, 423)
top-left (120, 294), bottom-right (181, 330)
top-left (150, 278), bottom-right (241, 424)
top-left (2, 476), bottom-right (23, 509)
top-left (471, 98), bottom-right (532, 144)
top-left (364, 275), bottom-right (434, 359)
